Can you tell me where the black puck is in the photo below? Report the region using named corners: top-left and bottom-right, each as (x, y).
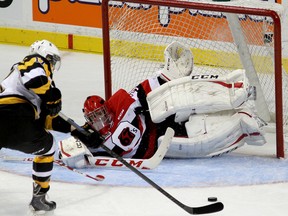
top-left (208, 197), bottom-right (217, 202)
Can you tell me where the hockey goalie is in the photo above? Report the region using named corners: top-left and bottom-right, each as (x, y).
top-left (62, 41), bottom-right (267, 168)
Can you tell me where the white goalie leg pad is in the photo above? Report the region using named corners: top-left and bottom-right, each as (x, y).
top-left (165, 109), bottom-right (266, 158)
top-left (165, 114), bottom-right (245, 158)
top-left (147, 69), bottom-right (251, 123)
top-left (184, 110), bottom-right (236, 137)
top-left (58, 137), bottom-right (93, 168)
top-left (238, 110), bottom-right (267, 146)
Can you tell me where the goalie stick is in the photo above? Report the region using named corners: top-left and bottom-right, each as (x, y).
top-left (68, 131), bottom-right (170, 169)
top-left (59, 112), bottom-right (224, 215)
top-left (0, 155), bottom-right (105, 182)
top-left (2, 130), bottom-right (170, 170)
top-left (88, 143), bottom-right (167, 169)
top-left (1, 136), bottom-right (169, 171)
top-left (54, 160), bottom-right (105, 181)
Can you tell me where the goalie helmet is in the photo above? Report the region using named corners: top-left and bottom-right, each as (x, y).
top-left (29, 39), bottom-right (61, 73)
top-left (159, 41), bottom-right (194, 81)
top-left (83, 95), bottom-right (113, 136)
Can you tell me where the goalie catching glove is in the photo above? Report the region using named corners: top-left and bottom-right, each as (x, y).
top-left (159, 41), bottom-right (193, 81)
top-left (71, 123), bottom-right (104, 149)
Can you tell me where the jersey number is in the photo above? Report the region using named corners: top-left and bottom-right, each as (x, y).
top-left (118, 127), bottom-right (135, 146)
top-left (111, 121), bottom-right (141, 151)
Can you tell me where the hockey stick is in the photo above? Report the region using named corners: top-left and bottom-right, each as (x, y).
top-left (59, 132), bottom-right (170, 170)
top-left (59, 112), bottom-right (224, 215)
top-left (54, 160), bottom-right (105, 181)
top-left (0, 140), bottom-right (166, 171)
top-left (88, 139), bottom-right (167, 169)
top-left (0, 155), bottom-right (105, 182)
top-left (9, 133), bottom-right (169, 170)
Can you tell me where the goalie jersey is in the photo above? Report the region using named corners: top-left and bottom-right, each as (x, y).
top-left (90, 88), bottom-right (159, 159)
top-left (90, 76), bottom-right (187, 159)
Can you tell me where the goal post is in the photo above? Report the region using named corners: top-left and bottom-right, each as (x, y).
top-left (101, 0), bottom-right (287, 158)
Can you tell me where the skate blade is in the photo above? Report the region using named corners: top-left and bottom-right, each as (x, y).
top-left (27, 206), bottom-right (55, 216)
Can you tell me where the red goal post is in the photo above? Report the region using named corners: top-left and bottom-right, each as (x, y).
top-left (101, 0), bottom-right (287, 158)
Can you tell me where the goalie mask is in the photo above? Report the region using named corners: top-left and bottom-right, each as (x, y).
top-left (160, 41), bottom-right (194, 82)
top-left (29, 39), bottom-right (61, 73)
top-left (83, 95), bottom-right (113, 136)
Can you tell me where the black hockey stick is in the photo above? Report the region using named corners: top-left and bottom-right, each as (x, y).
top-left (59, 112), bottom-right (224, 214)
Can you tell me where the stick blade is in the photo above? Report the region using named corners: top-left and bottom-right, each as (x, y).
top-left (184, 202), bottom-right (224, 215)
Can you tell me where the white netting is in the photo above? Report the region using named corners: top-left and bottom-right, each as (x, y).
top-left (103, 0), bottom-right (288, 156)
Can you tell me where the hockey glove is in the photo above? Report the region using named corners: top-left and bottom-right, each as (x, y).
top-left (134, 106), bottom-right (148, 115)
top-left (42, 87), bottom-right (62, 116)
top-left (71, 125), bottom-right (104, 149)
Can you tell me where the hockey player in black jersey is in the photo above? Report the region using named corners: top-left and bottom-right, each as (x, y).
top-left (0, 40), bottom-right (98, 214)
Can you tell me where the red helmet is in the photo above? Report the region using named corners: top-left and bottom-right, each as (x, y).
top-left (83, 95), bottom-right (113, 136)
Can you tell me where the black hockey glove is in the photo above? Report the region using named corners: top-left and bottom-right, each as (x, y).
top-left (42, 87), bottom-right (62, 116)
top-left (71, 125), bottom-right (104, 149)
top-left (134, 106), bottom-right (148, 115)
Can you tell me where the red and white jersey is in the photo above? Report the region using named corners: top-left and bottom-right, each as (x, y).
top-left (91, 75), bottom-right (186, 159)
top-left (91, 87), bottom-right (159, 159)
top-left (129, 75), bottom-right (161, 101)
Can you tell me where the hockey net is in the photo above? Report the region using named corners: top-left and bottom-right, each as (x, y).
top-left (101, 0), bottom-right (288, 158)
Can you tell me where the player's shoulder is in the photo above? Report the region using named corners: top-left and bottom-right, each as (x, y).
top-left (18, 54), bottom-right (50, 73)
top-left (111, 89), bottom-right (131, 100)
top-left (108, 89), bottom-right (135, 109)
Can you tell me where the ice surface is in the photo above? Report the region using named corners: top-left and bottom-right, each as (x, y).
top-left (0, 44), bottom-right (288, 216)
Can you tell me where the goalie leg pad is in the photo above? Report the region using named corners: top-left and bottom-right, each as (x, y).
top-left (184, 110), bottom-right (236, 137)
top-left (238, 110), bottom-right (266, 146)
top-left (166, 115), bottom-right (245, 158)
top-left (165, 108), bottom-right (266, 158)
top-left (147, 69), bottom-right (251, 123)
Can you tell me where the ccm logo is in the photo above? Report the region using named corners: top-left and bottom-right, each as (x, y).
top-left (191, 75), bottom-right (219, 79)
top-left (94, 159), bottom-right (147, 169)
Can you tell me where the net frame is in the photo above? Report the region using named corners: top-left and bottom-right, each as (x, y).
top-left (101, 0), bottom-right (285, 158)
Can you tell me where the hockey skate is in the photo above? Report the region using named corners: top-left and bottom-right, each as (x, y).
top-left (29, 183), bottom-right (56, 215)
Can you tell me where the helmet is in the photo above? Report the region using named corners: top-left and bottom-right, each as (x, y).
top-left (83, 95), bottom-right (113, 136)
top-left (159, 41), bottom-right (193, 81)
top-left (29, 40), bottom-right (61, 72)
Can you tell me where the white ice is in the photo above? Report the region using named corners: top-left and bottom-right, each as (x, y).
top-left (0, 44), bottom-right (288, 216)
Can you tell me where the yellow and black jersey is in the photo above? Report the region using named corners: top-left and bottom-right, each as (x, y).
top-left (0, 54), bottom-right (54, 118)
top-left (18, 54), bottom-right (53, 93)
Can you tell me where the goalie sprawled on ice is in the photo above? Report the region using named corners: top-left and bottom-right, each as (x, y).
top-left (61, 41), bottom-right (266, 168)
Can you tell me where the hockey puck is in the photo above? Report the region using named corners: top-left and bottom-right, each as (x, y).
top-left (208, 197), bottom-right (217, 202)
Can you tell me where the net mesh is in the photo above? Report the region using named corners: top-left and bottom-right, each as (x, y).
top-left (104, 0), bottom-right (288, 151)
